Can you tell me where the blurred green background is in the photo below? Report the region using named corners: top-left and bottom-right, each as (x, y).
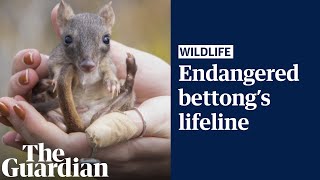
top-left (0, 0), bottom-right (169, 178)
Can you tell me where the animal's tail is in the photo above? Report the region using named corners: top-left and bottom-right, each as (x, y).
top-left (58, 65), bottom-right (85, 132)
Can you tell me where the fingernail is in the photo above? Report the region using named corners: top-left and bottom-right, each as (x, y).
top-left (18, 69), bottom-right (29, 85)
top-left (0, 102), bottom-right (10, 117)
top-left (15, 134), bottom-right (23, 142)
top-left (13, 104), bottom-right (25, 120)
top-left (23, 51), bottom-right (34, 65)
top-left (0, 115), bottom-right (13, 127)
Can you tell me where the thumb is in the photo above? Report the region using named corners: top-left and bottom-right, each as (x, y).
top-left (51, 3), bottom-right (61, 38)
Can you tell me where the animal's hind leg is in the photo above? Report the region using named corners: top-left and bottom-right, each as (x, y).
top-left (91, 52), bottom-right (137, 122)
top-left (32, 79), bottom-right (57, 99)
top-left (31, 79), bottom-right (59, 113)
top-left (86, 53), bottom-right (139, 148)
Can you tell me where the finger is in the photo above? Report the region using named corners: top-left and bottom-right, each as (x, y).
top-left (51, 3), bottom-right (60, 38)
top-left (101, 96), bottom-right (170, 162)
top-left (11, 49), bottom-right (49, 84)
top-left (0, 115), bottom-right (12, 127)
top-left (0, 97), bottom-right (92, 158)
top-left (36, 54), bottom-right (49, 79)
top-left (109, 41), bottom-right (170, 103)
top-left (128, 137), bottom-right (170, 160)
top-left (96, 137), bottom-right (170, 163)
top-left (13, 95), bottom-right (27, 101)
top-left (109, 158), bottom-right (170, 179)
top-left (2, 131), bottom-right (24, 150)
top-left (2, 131), bottom-right (35, 154)
top-left (12, 49), bottom-right (42, 74)
top-left (8, 68), bottom-right (39, 97)
top-left (127, 96), bottom-right (171, 138)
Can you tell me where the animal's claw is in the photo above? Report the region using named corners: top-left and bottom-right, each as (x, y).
top-left (51, 79), bottom-right (57, 93)
top-left (104, 79), bottom-right (120, 98)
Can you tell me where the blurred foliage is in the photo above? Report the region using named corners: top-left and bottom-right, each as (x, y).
top-left (0, 0), bottom-right (169, 178)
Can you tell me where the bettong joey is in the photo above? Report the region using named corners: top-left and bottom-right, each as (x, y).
top-left (31, 0), bottom-right (137, 133)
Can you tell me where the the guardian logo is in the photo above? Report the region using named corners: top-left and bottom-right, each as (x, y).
top-left (1, 143), bottom-right (108, 178)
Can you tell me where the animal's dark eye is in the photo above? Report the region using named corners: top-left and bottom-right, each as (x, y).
top-left (64, 35), bottom-right (73, 45)
top-left (102, 34), bottom-right (110, 45)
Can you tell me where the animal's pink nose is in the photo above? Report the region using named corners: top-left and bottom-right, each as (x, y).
top-left (80, 60), bottom-right (96, 72)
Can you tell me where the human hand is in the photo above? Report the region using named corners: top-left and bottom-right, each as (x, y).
top-left (0, 3), bottom-right (170, 179)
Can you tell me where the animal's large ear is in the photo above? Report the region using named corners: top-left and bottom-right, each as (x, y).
top-left (57, 0), bottom-right (74, 33)
top-left (98, 1), bottom-right (115, 31)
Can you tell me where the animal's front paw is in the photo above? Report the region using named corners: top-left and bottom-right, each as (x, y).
top-left (32, 79), bottom-right (58, 102)
top-left (32, 79), bottom-right (55, 94)
top-left (104, 79), bottom-right (121, 98)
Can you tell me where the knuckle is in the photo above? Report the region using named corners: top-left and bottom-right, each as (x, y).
top-left (0, 97), bottom-right (12, 102)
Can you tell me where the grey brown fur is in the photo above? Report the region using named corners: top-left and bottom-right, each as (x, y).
top-left (32, 0), bottom-right (137, 133)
